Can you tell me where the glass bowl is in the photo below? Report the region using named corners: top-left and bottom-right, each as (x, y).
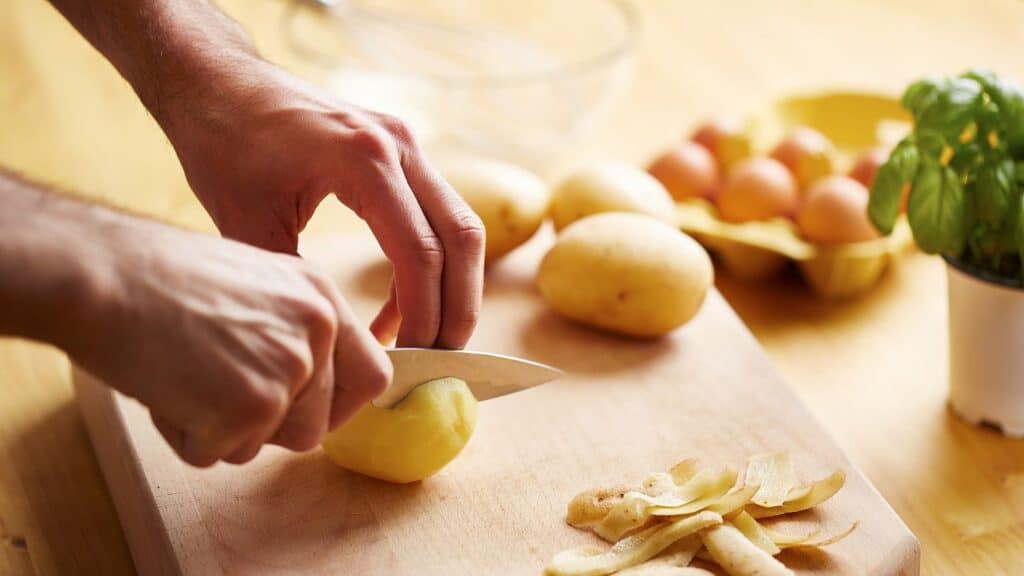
top-left (281, 0), bottom-right (637, 175)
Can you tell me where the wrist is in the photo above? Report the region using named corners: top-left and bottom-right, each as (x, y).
top-left (118, 3), bottom-right (262, 138)
top-left (0, 179), bottom-right (123, 357)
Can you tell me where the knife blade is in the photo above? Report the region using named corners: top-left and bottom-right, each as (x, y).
top-left (372, 348), bottom-right (562, 408)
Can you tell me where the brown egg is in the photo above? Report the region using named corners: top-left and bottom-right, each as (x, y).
top-left (690, 119), bottom-right (752, 171)
top-left (770, 126), bottom-right (834, 189)
top-left (648, 142), bottom-right (721, 201)
top-left (797, 175), bottom-right (880, 245)
top-left (849, 147), bottom-right (889, 189)
top-left (717, 157), bottom-right (799, 223)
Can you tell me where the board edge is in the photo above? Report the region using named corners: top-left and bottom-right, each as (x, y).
top-left (73, 366), bottom-right (183, 576)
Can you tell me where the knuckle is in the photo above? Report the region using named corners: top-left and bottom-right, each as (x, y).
top-left (449, 211), bottom-right (486, 255)
top-left (278, 427), bottom-right (323, 452)
top-left (274, 418), bottom-right (327, 452)
top-left (439, 305), bottom-right (479, 349)
top-left (243, 382), bottom-right (290, 426)
top-left (365, 356), bottom-right (393, 397)
top-left (181, 444), bottom-right (219, 469)
top-left (298, 295), bottom-right (339, 341)
top-left (378, 114), bottom-right (416, 147)
top-left (348, 351), bottom-right (392, 400)
top-left (282, 345), bottom-right (315, 389)
top-left (347, 126), bottom-right (394, 163)
top-left (408, 234), bottom-right (445, 272)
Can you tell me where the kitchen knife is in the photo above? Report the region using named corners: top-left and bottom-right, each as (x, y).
top-left (372, 348), bottom-right (562, 408)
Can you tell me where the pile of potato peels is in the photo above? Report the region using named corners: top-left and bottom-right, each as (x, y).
top-left (545, 453), bottom-right (856, 576)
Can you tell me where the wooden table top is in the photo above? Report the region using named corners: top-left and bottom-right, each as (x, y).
top-left (2, 0), bottom-right (1024, 574)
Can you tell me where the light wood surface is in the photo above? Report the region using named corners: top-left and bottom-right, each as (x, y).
top-left (3, 0), bottom-right (1024, 574)
top-left (74, 231), bottom-right (918, 575)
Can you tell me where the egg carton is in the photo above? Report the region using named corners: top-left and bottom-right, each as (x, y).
top-left (670, 90), bottom-right (916, 298)
top-left (675, 198), bottom-right (912, 298)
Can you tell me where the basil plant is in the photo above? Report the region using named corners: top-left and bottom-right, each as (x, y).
top-left (869, 69), bottom-right (1024, 282)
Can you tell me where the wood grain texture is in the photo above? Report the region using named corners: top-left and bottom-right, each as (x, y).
top-left (3, 0), bottom-right (1024, 574)
top-left (74, 231), bottom-right (918, 575)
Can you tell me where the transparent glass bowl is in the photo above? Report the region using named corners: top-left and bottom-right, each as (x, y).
top-left (281, 0), bottom-right (637, 175)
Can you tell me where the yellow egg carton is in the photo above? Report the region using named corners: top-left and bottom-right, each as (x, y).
top-left (674, 91), bottom-right (916, 299)
top-left (675, 198), bottom-right (912, 298)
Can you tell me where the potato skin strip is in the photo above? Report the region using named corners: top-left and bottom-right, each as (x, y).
top-left (729, 511), bottom-right (780, 555)
top-left (546, 512), bottom-right (723, 576)
top-left (700, 524), bottom-right (795, 576)
top-left (597, 468), bottom-right (735, 541)
top-left (763, 525), bottom-right (820, 547)
top-left (706, 483), bottom-right (759, 518)
top-left (745, 452), bottom-right (797, 507)
top-left (568, 486), bottom-right (632, 528)
top-left (642, 473), bottom-right (682, 497)
top-left (783, 484), bottom-right (812, 503)
top-left (746, 470), bottom-right (846, 519)
top-left (649, 468), bottom-right (738, 517)
top-left (631, 535), bottom-right (702, 569)
top-left (778, 522), bottom-right (857, 549)
top-left (596, 492), bottom-right (675, 542)
top-left (618, 566), bottom-right (714, 576)
top-left (616, 536), bottom-right (705, 575)
top-left (668, 459), bottom-right (700, 485)
top-left (555, 455), bottom-right (853, 576)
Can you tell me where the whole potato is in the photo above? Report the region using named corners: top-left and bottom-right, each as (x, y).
top-left (549, 163), bottom-right (675, 231)
top-left (538, 213), bottom-right (713, 338)
top-left (445, 159), bottom-right (549, 261)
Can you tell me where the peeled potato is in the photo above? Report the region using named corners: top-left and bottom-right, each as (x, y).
top-left (538, 213), bottom-right (713, 338)
top-left (797, 176), bottom-right (879, 245)
top-left (691, 119), bottom-right (752, 171)
top-left (445, 159), bottom-right (549, 261)
top-left (648, 142), bottom-right (721, 202)
top-left (770, 127), bottom-right (834, 189)
top-left (549, 164), bottom-right (675, 231)
top-left (717, 157), bottom-right (799, 223)
top-left (321, 377), bottom-right (476, 483)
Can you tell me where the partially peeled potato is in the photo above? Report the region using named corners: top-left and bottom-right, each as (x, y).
top-left (321, 377), bottom-right (477, 483)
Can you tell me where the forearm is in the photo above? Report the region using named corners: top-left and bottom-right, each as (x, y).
top-left (0, 173), bottom-right (116, 353)
top-left (46, 0), bottom-right (260, 130)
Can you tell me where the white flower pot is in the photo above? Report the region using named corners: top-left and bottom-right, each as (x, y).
top-left (946, 260), bottom-right (1024, 436)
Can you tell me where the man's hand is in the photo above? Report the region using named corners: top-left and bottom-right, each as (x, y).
top-left (88, 216), bottom-right (392, 466)
top-left (0, 173), bottom-right (392, 466)
top-left (46, 0), bottom-right (486, 350)
top-left (159, 60), bottom-right (485, 350)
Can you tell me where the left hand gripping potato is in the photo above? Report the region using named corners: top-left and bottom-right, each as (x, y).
top-left (321, 377), bottom-right (477, 483)
top-left (538, 213), bottom-right (713, 338)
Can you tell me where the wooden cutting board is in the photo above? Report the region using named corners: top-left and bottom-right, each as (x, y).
top-left (74, 230), bottom-right (919, 575)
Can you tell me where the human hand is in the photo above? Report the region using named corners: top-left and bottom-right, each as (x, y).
top-left (158, 59), bottom-right (485, 349)
top-left (73, 215), bottom-right (392, 467)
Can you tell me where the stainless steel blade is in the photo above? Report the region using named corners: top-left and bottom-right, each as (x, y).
top-left (372, 348), bottom-right (562, 408)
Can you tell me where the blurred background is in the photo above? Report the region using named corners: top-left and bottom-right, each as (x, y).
top-left (5, 0), bottom-right (1023, 236)
top-left (3, 1), bottom-right (1024, 574)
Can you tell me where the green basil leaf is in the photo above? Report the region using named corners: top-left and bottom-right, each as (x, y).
top-left (1001, 82), bottom-right (1024, 156)
top-left (966, 69), bottom-right (1024, 155)
top-left (901, 78), bottom-right (940, 118)
top-left (868, 137), bottom-right (918, 234)
top-left (913, 78), bottom-right (983, 142)
top-left (914, 129), bottom-right (947, 160)
top-left (974, 158), bottom-right (1016, 224)
top-left (907, 162), bottom-right (966, 255)
top-left (964, 68), bottom-right (999, 91)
